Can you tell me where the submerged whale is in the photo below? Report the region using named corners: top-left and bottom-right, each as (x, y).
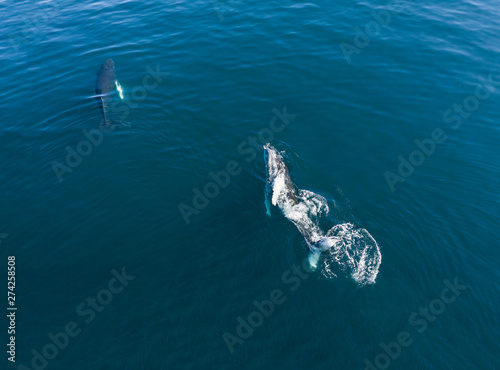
top-left (95, 58), bottom-right (122, 125)
top-left (264, 143), bottom-right (382, 284)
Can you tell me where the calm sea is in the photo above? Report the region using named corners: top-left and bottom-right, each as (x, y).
top-left (1, 0), bottom-right (499, 369)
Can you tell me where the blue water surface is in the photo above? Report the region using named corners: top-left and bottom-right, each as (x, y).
top-left (0, 0), bottom-right (499, 369)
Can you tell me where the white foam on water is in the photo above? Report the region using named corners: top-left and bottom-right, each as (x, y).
top-left (264, 144), bottom-right (382, 286)
top-left (323, 223), bottom-right (382, 286)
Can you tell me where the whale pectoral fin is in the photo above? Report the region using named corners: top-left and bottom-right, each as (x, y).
top-left (308, 250), bottom-right (321, 270)
top-left (265, 200), bottom-right (271, 217)
top-left (264, 182), bottom-right (272, 217)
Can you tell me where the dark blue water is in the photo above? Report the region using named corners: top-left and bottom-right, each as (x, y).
top-left (1, 0), bottom-right (499, 369)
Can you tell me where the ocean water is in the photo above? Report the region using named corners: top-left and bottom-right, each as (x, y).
top-left (1, 0), bottom-right (499, 369)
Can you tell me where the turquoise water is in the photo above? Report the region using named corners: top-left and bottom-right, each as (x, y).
top-left (1, 0), bottom-right (499, 369)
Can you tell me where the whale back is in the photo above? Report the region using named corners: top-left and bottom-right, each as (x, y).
top-left (264, 144), bottom-right (297, 207)
top-left (96, 58), bottom-right (116, 96)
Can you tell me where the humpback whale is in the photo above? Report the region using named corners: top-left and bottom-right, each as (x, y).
top-left (264, 143), bottom-right (332, 267)
top-left (264, 143), bottom-right (382, 284)
top-left (95, 58), bottom-right (120, 126)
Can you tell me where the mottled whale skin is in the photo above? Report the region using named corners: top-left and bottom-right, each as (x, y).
top-left (264, 143), bottom-right (336, 268)
top-left (264, 143), bottom-right (298, 206)
top-left (95, 58), bottom-right (116, 125)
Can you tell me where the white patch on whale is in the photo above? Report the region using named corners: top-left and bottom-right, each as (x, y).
top-left (115, 80), bottom-right (124, 100)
